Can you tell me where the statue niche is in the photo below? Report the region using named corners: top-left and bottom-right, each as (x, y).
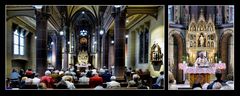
top-left (198, 34), bottom-right (205, 47)
top-left (150, 42), bottom-right (163, 71)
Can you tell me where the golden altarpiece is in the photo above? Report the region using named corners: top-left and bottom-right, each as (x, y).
top-left (185, 9), bottom-right (218, 86)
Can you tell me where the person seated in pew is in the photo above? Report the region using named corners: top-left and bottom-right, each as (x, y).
top-left (127, 74), bottom-right (141, 88)
top-left (79, 72), bottom-right (90, 85)
top-left (55, 80), bottom-right (68, 89)
top-left (32, 73), bottom-right (41, 87)
top-left (102, 70), bottom-right (112, 83)
top-left (40, 70), bottom-right (54, 88)
top-left (89, 71), bottom-right (103, 88)
top-left (207, 69), bottom-right (226, 89)
top-left (152, 71), bottom-right (164, 89)
top-left (106, 76), bottom-right (121, 89)
top-left (65, 76), bottom-right (76, 89)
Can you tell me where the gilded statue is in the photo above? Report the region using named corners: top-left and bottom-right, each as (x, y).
top-left (199, 34), bottom-right (205, 47)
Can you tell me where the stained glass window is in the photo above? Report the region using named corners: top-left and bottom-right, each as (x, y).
top-left (13, 27), bottom-right (25, 55)
top-left (144, 29), bottom-right (149, 63)
top-left (80, 30), bottom-right (88, 36)
top-left (139, 29), bottom-right (150, 63)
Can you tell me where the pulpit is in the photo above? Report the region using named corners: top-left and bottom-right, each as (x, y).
top-left (179, 63), bottom-right (226, 87)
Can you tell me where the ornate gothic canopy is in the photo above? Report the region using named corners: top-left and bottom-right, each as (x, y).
top-left (186, 9), bottom-right (218, 64)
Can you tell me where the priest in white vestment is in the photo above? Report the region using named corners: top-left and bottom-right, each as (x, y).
top-left (194, 52), bottom-right (209, 67)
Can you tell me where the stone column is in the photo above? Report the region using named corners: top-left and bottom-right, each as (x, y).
top-left (35, 9), bottom-right (49, 76)
top-left (127, 30), bottom-right (136, 69)
top-left (31, 33), bottom-right (37, 73)
top-left (102, 32), bottom-right (109, 69)
top-left (97, 26), bottom-right (101, 68)
top-left (6, 20), bottom-right (13, 78)
top-left (62, 26), bottom-right (69, 70)
top-left (112, 7), bottom-right (126, 80)
top-left (51, 36), bottom-right (56, 68)
top-left (56, 35), bottom-right (62, 70)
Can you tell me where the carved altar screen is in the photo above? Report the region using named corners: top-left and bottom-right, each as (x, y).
top-left (186, 9), bottom-right (218, 65)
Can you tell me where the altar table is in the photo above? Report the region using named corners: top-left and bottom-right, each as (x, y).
top-left (179, 63), bottom-right (226, 87)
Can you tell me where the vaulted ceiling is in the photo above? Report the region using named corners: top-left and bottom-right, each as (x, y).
top-left (6, 5), bottom-right (161, 35)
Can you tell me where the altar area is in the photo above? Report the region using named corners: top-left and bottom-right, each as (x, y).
top-left (179, 10), bottom-right (227, 87)
top-left (74, 50), bottom-right (91, 72)
top-left (179, 63), bottom-right (226, 87)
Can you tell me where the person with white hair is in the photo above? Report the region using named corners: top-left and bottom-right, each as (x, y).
top-left (59, 71), bottom-right (64, 76)
top-left (79, 72), bottom-right (90, 85)
top-left (225, 74), bottom-right (234, 90)
top-left (106, 76), bottom-right (121, 89)
top-left (202, 83), bottom-right (209, 90)
top-left (212, 82), bottom-right (222, 89)
top-left (127, 73), bottom-right (141, 88)
top-left (226, 81), bottom-right (234, 90)
top-left (194, 52), bottom-right (209, 67)
top-left (40, 70), bottom-right (54, 88)
top-left (54, 70), bottom-right (60, 74)
top-left (220, 84), bottom-right (233, 90)
top-left (99, 68), bottom-right (105, 76)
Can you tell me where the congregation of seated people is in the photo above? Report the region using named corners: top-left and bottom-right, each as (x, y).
top-left (6, 67), bottom-right (164, 90)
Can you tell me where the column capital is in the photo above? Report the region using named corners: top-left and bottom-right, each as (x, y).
top-left (36, 11), bottom-right (50, 21)
top-left (111, 7), bottom-right (126, 18)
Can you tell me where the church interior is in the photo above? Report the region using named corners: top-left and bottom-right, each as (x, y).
top-left (5, 5), bottom-right (165, 89)
top-left (168, 5), bottom-right (234, 90)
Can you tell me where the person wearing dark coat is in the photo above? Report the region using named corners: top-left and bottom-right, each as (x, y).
top-left (207, 70), bottom-right (226, 89)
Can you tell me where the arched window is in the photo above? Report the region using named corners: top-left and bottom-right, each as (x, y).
top-left (13, 26), bottom-right (25, 55)
top-left (139, 28), bottom-right (149, 63)
top-left (144, 29), bottom-right (149, 63)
